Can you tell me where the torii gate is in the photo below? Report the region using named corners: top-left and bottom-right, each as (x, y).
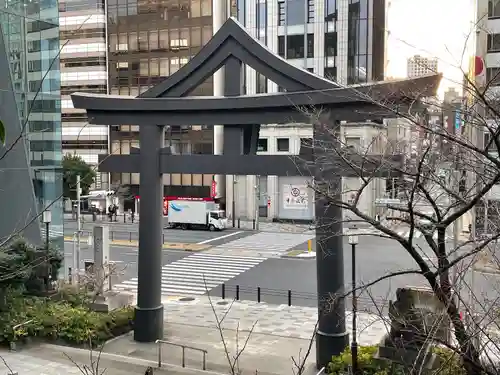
top-left (72, 18), bottom-right (440, 368)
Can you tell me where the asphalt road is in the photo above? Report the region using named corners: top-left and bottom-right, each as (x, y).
top-left (211, 235), bottom-right (498, 314)
top-left (62, 242), bottom-right (190, 283)
top-left (64, 221), bottom-right (249, 244)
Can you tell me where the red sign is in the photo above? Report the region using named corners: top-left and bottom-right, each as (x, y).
top-left (135, 196), bottom-right (213, 202)
top-left (211, 181), bottom-right (217, 198)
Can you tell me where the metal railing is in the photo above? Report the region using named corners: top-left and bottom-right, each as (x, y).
top-left (155, 339), bottom-right (207, 370)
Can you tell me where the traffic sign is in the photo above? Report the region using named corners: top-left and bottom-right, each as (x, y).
top-left (375, 198), bottom-right (401, 206)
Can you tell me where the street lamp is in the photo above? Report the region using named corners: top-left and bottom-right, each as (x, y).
top-left (348, 234), bottom-right (359, 375)
top-left (232, 177), bottom-right (237, 227)
top-left (42, 210), bottom-right (52, 291)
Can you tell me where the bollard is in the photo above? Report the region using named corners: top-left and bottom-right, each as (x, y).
top-left (237, 218), bottom-right (240, 228)
top-left (236, 285), bottom-right (240, 300)
top-left (129, 232), bottom-right (132, 242)
top-left (222, 284), bottom-right (225, 299)
top-left (257, 287), bottom-right (261, 303)
top-left (124, 213), bottom-right (126, 223)
top-left (288, 290), bottom-right (291, 306)
top-left (252, 219), bottom-right (255, 230)
top-left (163, 233), bottom-right (165, 243)
top-left (68, 267), bottom-right (72, 284)
top-left (111, 231), bottom-right (114, 241)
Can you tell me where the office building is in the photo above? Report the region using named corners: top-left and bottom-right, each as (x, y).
top-left (229, 0), bottom-right (387, 221)
top-left (100, 0), bottom-right (386, 220)
top-left (59, 0), bottom-right (108, 189)
top-left (0, 0), bottom-right (63, 243)
top-left (106, 0), bottom-right (215, 211)
top-left (406, 54), bottom-right (438, 78)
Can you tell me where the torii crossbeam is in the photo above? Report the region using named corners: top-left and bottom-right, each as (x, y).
top-left (72, 17), bottom-right (441, 369)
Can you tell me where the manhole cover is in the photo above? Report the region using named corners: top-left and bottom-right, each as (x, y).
top-left (217, 301), bottom-right (229, 305)
top-left (179, 297), bottom-right (195, 302)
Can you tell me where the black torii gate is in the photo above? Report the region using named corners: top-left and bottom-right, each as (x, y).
top-left (72, 18), bottom-right (440, 368)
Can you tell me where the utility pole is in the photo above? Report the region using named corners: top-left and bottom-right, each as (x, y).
top-left (255, 176), bottom-right (260, 231)
top-left (72, 175), bottom-right (81, 285)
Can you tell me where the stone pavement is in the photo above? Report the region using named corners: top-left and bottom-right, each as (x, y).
top-left (102, 295), bottom-right (389, 374)
top-left (0, 296), bottom-right (390, 375)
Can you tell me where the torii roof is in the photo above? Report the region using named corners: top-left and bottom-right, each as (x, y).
top-left (71, 18), bottom-right (442, 126)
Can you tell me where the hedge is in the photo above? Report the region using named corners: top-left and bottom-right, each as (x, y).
top-left (0, 291), bottom-right (134, 346)
top-left (328, 345), bottom-right (467, 375)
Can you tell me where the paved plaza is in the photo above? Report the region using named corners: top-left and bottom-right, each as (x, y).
top-left (0, 294), bottom-right (389, 375)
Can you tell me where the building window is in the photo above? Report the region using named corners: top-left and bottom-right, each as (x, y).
top-left (299, 137), bottom-right (312, 154)
top-left (489, 0), bottom-right (500, 18)
top-left (277, 138), bottom-right (290, 152)
top-left (256, 72), bottom-right (267, 93)
top-left (258, 138), bottom-right (268, 151)
top-left (345, 137), bottom-right (361, 150)
top-left (287, 34), bottom-right (304, 58)
top-left (278, 35), bottom-right (285, 57)
top-left (237, 0), bottom-right (246, 25)
top-left (307, 33), bottom-right (314, 57)
top-left (324, 67), bottom-right (336, 81)
top-left (307, 0), bottom-right (314, 23)
top-left (278, 0), bottom-right (285, 25)
top-left (287, 0), bottom-right (305, 25)
top-left (256, 2), bottom-right (267, 32)
top-left (325, 0), bottom-right (336, 20)
top-left (488, 33), bottom-right (500, 52)
top-left (487, 67), bottom-right (500, 86)
top-left (324, 32), bottom-right (337, 56)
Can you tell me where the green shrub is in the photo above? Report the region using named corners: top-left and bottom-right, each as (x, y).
top-left (0, 238), bottom-right (63, 294)
top-left (328, 346), bottom-right (390, 375)
top-left (1, 294), bottom-right (134, 346)
top-left (328, 345), bottom-right (466, 375)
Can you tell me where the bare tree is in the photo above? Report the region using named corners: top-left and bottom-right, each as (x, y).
top-left (298, 67), bottom-right (500, 374)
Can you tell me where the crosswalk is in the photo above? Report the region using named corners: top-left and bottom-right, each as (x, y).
top-left (113, 253), bottom-right (266, 296)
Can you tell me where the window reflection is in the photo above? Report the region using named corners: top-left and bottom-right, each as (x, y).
top-left (286, 0), bottom-right (305, 25)
top-left (107, 0), bottom-right (215, 193)
top-left (325, 0), bottom-right (335, 20)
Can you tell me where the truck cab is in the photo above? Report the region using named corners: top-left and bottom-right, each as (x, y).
top-left (208, 210), bottom-right (227, 230)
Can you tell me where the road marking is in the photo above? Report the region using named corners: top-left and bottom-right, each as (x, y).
top-left (113, 252), bottom-right (265, 296)
top-left (197, 231), bottom-right (243, 244)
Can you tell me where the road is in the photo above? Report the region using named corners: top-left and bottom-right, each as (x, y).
top-left (210, 235), bottom-right (500, 315)
top-left (61, 225), bottom-right (500, 317)
top-left (63, 221), bottom-right (250, 245)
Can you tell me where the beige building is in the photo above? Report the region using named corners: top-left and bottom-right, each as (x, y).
top-left (406, 54), bottom-right (438, 78)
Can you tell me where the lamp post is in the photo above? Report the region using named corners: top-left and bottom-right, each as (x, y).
top-left (348, 234), bottom-right (359, 375)
top-left (42, 210), bottom-right (52, 291)
top-left (232, 177), bottom-right (237, 227)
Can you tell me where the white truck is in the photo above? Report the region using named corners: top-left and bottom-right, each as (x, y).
top-left (167, 200), bottom-right (228, 231)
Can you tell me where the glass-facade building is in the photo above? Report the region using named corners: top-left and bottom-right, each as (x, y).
top-left (1, 0), bottom-right (63, 246)
top-left (106, 0), bottom-right (216, 209)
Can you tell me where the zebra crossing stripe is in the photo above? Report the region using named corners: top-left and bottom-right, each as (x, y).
top-left (113, 253), bottom-right (266, 296)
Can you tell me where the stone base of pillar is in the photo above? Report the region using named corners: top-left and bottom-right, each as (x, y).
top-left (315, 329), bottom-right (349, 369)
top-left (133, 304), bottom-right (164, 342)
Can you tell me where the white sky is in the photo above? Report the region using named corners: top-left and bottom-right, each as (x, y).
top-left (386, 0), bottom-right (475, 94)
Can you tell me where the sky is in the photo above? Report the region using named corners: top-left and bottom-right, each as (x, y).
top-left (386, 0), bottom-right (475, 94)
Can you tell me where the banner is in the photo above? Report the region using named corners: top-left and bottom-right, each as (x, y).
top-left (283, 184), bottom-right (309, 210)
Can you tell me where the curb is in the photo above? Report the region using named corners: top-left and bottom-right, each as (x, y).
top-left (63, 237), bottom-right (209, 252)
top-left (38, 343), bottom-right (226, 375)
top-left (280, 251), bottom-right (316, 260)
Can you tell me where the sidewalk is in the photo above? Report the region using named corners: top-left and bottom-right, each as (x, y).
top-left (3, 296), bottom-right (389, 375)
top-left (64, 213), bottom-right (315, 234)
top-left (101, 295), bottom-right (388, 375)
top-left (62, 235), bottom-right (209, 251)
